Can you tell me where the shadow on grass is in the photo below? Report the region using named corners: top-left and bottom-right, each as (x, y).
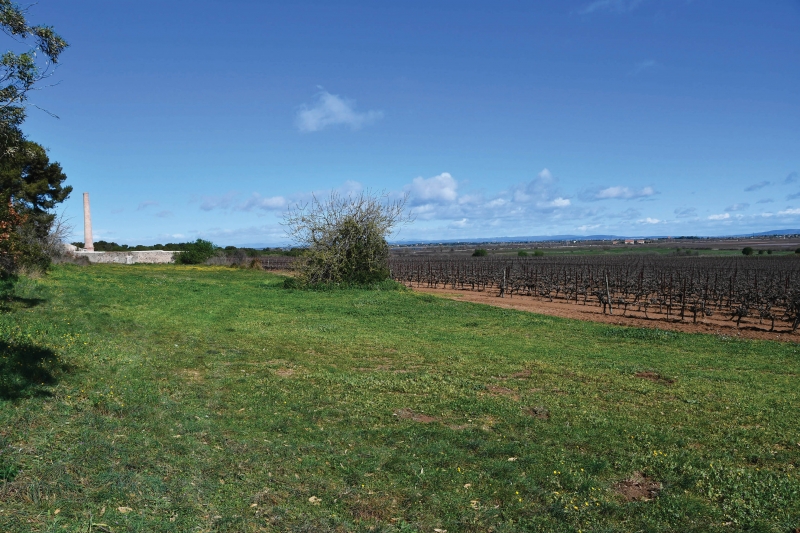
top-left (0, 340), bottom-right (68, 400)
top-left (0, 296), bottom-right (47, 312)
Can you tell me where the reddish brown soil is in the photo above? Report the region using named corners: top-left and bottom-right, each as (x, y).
top-left (485, 385), bottom-right (520, 401)
top-left (613, 472), bottom-right (663, 501)
top-left (634, 371), bottom-right (675, 384)
top-left (411, 285), bottom-right (799, 342)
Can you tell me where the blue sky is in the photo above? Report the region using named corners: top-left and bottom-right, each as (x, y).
top-left (19, 0), bottom-right (800, 245)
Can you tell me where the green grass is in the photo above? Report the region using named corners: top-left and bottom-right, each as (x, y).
top-left (1, 264), bottom-right (798, 532)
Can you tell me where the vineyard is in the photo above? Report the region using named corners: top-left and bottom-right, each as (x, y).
top-left (388, 255), bottom-right (800, 333)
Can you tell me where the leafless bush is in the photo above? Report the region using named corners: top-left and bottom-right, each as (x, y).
top-left (283, 191), bottom-right (411, 285)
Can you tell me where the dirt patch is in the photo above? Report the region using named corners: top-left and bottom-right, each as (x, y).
top-left (497, 369), bottom-right (532, 380)
top-left (613, 472), bottom-right (663, 501)
top-left (523, 406), bottom-right (550, 419)
top-left (634, 371), bottom-right (675, 384)
top-left (181, 369), bottom-right (204, 383)
top-left (393, 408), bottom-right (437, 423)
top-left (412, 286), bottom-right (799, 342)
top-left (274, 368), bottom-right (296, 378)
top-left (485, 385), bottom-right (520, 401)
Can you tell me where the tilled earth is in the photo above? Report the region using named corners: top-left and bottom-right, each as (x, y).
top-left (412, 285), bottom-right (799, 342)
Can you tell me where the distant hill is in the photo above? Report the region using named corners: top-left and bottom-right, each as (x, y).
top-left (232, 229), bottom-right (800, 249)
top-left (389, 229), bottom-right (800, 246)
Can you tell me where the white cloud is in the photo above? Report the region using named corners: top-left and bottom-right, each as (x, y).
top-left (577, 224), bottom-right (601, 232)
top-left (405, 173), bottom-right (458, 204)
top-left (777, 208), bottom-right (800, 216)
top-left (239, 194), bottom-right (288, 211)
top-left (725, 203), bottom-right (749, 212)
top-left (296, 90), bottom-right (383, 132)
top-left (708, 213), bottom-right (730, 220)
top-left (593, 186), bottom-right (655, 200)
top-left (513, 168), bottom-right (563, 204)
top-left (638, 217), bottom-right (661, 224)
top-left (548, 197), bottom-right (571, 208)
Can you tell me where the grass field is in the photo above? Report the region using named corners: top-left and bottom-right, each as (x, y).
top-left (1, 265), bottom-right (798, 532)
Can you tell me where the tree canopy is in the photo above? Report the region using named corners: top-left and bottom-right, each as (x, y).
top-left (284, 191), bottom-right (410, 285)
top-left (0, 2), bottom-right (68, 278)
top-left (0, 0), bottom-right (68, 151)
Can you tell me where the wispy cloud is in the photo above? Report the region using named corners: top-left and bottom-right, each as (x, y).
top-left (584, 185), bottom-right (655, 201)
top-left (725, 203), bottom-right (749, 212)
top-left (577, 224), bottom-right (601, 232)
top-left (631, 59), bottom-right (657, 75)
top-left (200, 191), bottom-right (238, 212)
top-left (788, 192), bottom-right (800, 200)
top-left (137, 200), bottom-right (159, 211)
top-left (756, 198), bottom-right (773, 204)
top-left (578, 0), bottom-right (645, 15)
top-left (638, 217), bottom-right (662, 224)
top-left (745, 180), bottom-right (771, 192)
top-left (778, 208), bottom-right (800, 216)
top-left (785, 171), bottom-right (798, 185)
top-left (674, 207), bottom-right (697, 218)
top-left (155, 210), bottom-right (173, 218)
top-left (296, 90), bottom-right (383, 132)
top-left (708, 213), bottom-right (730, 220)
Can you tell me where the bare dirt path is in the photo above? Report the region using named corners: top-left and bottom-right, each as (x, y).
top-left (411, 285), bottom-right (799, 343)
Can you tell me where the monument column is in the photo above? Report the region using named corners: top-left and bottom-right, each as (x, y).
top-left (83, 192), bottom-right (94, 251)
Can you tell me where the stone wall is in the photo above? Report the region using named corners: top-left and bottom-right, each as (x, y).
top-left (73, 251), bottom-right (178, 264)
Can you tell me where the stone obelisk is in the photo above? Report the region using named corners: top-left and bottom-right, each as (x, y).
top-left (83, 192), bottom-right (94, 251)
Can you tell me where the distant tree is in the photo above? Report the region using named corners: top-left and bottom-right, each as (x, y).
top-left (517, 250), bottom-right (528, 257)
top-left (284, 191), bottom-right (410, 285)
top-left (472, 248), bottom-right (487, 257)
top-left (796, 247), bottom-right (800, 254)
top-left (742, 247), bottom-right (754, 256)
top-left (175, 239), bottom-right (217, 265)
top-left (533, 250), bottom-right (544, 257)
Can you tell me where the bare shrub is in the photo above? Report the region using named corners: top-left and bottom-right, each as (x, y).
top-left (283, 191), bottom-right (410, 285)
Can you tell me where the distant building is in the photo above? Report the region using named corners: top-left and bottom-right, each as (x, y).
top-left (624, 239), bottom-right (634, 245)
